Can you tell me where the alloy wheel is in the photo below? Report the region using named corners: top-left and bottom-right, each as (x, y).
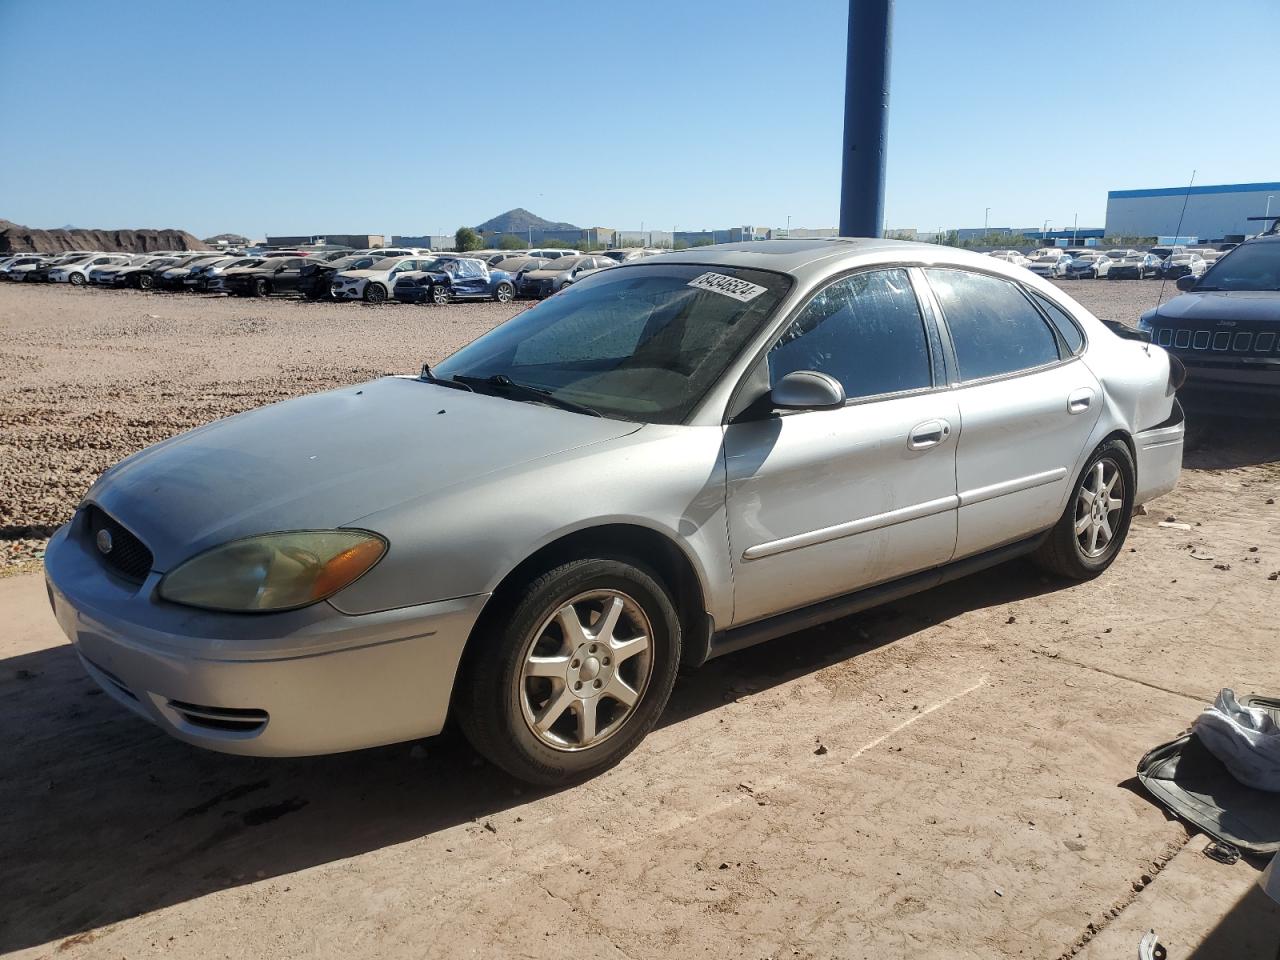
top-left (1075, 458), bottom-right (1124, 558)
top-left (518, 590), bottom-right (653, 751)
top-left (431, 285), bottom-right (449, 305)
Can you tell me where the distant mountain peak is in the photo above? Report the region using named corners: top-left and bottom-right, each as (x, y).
top-left (475, 208), bottom-right (579, 234)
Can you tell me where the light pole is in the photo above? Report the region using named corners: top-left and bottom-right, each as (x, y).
top-left (839, 0), bottom-right (893, 237)
top-left (1266, 195), bottom-right (1275, 230)
top-left (984, 207), bottom-right (990, 233)
top-left (787, 214), bottom-right (792, 236)
top-left (1042, 219), bottom-right (1053, 244)
top-left (1072, 213), bottom-right (1078, 246)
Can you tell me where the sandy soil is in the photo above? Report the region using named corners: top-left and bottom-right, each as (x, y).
top-left (1, 280), bottom-right (1279, 959)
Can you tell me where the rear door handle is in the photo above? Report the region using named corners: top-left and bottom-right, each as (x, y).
top-left (1067, 388), bottom-right (1094, 415)
top-left (908, 418), bottom-right (951, 450)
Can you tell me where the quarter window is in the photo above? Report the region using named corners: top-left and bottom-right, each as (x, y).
top-left (1028, 291), bottom-right (1084, 355)
top-left (768, 268), bottom-right (932, 401)
top-left (925, 269), bottom-right (1060, 380)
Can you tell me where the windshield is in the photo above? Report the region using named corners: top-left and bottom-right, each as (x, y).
top-left (1196, 242), bottom-right (1280, 291)
top-left (433, 263), bottom-right (793, 424)
top-left (1149, 248), bottom-right (1173, 258)
top-left (370, 256), bottom-right (409, 271)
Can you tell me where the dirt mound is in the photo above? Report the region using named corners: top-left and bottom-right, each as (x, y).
top-left (0, 219), bottom-right (205, 255)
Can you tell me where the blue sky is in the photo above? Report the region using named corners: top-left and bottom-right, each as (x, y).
top-left (1, 0), bottom-right (1275, 239)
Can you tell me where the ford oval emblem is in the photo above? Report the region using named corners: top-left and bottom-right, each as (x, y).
top-left (96, 528), bottom-right (113, 555)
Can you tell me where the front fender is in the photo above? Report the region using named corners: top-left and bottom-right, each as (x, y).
top-left (330, 425), bottom-right (733, 628)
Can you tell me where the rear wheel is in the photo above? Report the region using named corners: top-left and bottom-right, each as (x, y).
top-left (457, 557), bottom-right (681, 785)
top-left (363, 282), bottom-right (387, 304)
top-left (494, 281), bottom-right (514, 303)
top-left (1033, 438), bottom-right (1135, 580)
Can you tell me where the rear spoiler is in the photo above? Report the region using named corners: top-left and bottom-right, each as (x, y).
top-left (1100, 318), bottom-right (1151, 343)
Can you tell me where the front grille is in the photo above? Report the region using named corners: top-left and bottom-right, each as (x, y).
top-left (86, 505), bottom-right (154, 583)
top-left (1154, 326), bottom-right (1280, 356)
top-left (167, 700), bottom-right (269, 734)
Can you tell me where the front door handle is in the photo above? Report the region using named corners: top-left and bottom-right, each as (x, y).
top-left (908, 418), bottom-right (951, 450)
top-left (1067, 388), bottom-right (1094, 415)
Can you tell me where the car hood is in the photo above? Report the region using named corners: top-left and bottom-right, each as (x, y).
top-left (333, 269), bottom-right (383, 281)
top-left (523, 268), bottom-right (568, 279)
top-left (1149, 291), bottom-right (1280, 325)
top-left (86, 376), bottom-right (642, 571)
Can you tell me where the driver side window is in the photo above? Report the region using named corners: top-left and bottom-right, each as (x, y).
top-left (768, 268), bottom-right (933, 401)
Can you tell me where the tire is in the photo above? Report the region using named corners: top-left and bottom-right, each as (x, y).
top-left (1033, 438), bottom-right (1135, 580)
top-left (68, 272), bottom-right (85, 286)
top-left (137, 273), bottom-right (154, 290)
top-left (253, 277), bottom-right (270, 298)
top-left (430, 284), bottom-right (450, 305)
top-left (457, 557), bottom-right (681, 785)
top-left (363, 282), bottom-right (388, 304)
top-left (494, 281), bottom-right (514, 304)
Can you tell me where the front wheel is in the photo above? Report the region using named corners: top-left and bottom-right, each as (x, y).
top-left (68, 272), bottom-right (86, 286)
top-left (1033, 438), bottom-right (1135, 580)
top-left (363, 282), bottom-right (387, 304)
top-left (430, 284), bottom-right (449, 305)
top-left (457, 558), bottom-right (681, 785)
top-left (137, 273), bottom-right (154, 290)
top-left (494, 281), bottom-right (514, 303)
top-left (253, 277), bottom-right (270, 297)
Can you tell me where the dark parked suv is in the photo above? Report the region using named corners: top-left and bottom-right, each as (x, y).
top-left (1139, 233), bottom-right (1280, 414)
top-left (224, 257), bottom-right (309, 297)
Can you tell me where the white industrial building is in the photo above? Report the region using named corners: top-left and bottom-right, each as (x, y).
top-left (1105, 181), bottom-right (1280, 242)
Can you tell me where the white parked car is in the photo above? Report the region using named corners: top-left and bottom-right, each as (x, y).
top-left (527, 248), bottom-right (582, 260)
top-left (330, 255), bottom-right (442, 303)
top-left (986, 250), bottom-right (1032, 268)
top-left (0, 255), bottom-right (49, 281)
top-left (1027, 252), bottom-right (1068, 277)
top-left (49, 254), bottom-right (133, 285)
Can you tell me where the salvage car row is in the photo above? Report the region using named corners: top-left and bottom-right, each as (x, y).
top-left (0, 246), bottom-right (662, 303)
top-left (989, 245), bottom-right (1226, 281)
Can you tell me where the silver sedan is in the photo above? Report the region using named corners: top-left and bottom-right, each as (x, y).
top-left (45, 239), bottom-right (1186, 784)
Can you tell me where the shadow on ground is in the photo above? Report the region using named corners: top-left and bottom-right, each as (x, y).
top-left (1182, 409), bottom-right (1280, 471)
top-left (1187, 879), bottom-right (1280, 959)
top-left (0, 558), bottom-right (1060, 954)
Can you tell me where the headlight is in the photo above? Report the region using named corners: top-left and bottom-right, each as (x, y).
top-left (158, 530), bottom-right (386, 613)
top-left (1137, 315), bottom-right (1153, 333)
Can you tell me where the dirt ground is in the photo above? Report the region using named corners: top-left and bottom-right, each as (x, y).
top-left (1, 280), bottom-right (1279, 959)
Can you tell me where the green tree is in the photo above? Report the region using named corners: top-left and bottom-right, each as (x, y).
top-left (455, 227), bottom-right (483, 252)
top-left (497, 234), bottom-right (525, 250)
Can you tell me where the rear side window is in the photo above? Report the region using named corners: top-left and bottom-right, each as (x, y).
top-left (1028, 291), bottom-right (1084, 355)
top-left (925, 269), bottom-right (1060, 381)
top-left (768, 268), bottom-right (932, 401)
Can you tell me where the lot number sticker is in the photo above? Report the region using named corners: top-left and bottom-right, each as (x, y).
top-left (687, 272), bottom-right (768, 303)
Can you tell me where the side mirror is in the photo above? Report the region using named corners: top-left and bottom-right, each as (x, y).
top-left (771, 370), bottom-right (846, 410)
top-left (1175, 274), bottom-right (1197, 292)
top-left (275, 265), bottom-right (286, 274)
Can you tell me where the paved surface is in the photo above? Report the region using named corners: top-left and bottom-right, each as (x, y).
top-left (2, 278), bottom-right (1279, 958)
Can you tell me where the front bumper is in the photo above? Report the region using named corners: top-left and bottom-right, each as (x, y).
top-left (331, 282), bottom-right (366, 299)
top-left (44, 516), bottom-right (487, 757)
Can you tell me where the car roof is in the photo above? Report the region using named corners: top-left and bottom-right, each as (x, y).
top-left (642, 237), bottom-right (992, 276)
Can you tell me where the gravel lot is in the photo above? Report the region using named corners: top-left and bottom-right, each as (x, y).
top-left (1, 279), bottom-right (1278, 958)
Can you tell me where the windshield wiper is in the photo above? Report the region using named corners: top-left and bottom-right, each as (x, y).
top-left (452, 374), bottom-right (602, 417)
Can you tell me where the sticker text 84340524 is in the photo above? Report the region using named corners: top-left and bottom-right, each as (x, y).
top-left (687, 272), bottom-right (768, 303)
